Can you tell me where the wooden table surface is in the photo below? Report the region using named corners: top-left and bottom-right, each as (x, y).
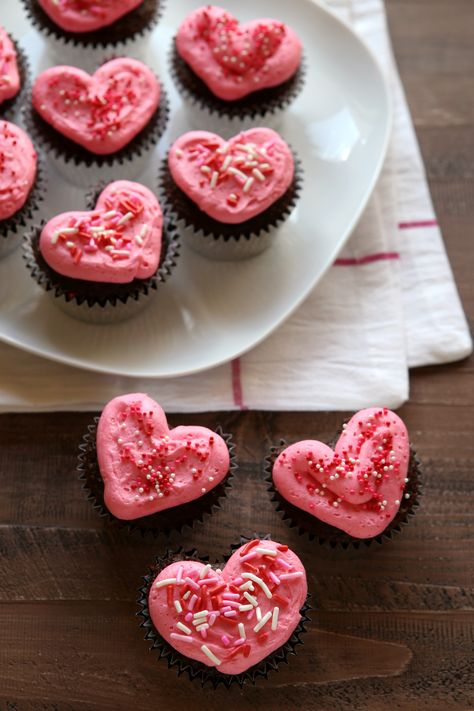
top-left (1, 1), bottom-right (473, 709)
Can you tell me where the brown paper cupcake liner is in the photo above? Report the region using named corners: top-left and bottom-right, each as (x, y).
top-left (136, 535), bottom-right (311, 687)
top-left (22, 83), bottom-right (169, 170)
top-left (77, 420), bottom-right (237, 537)
top-left (0, 151), bottom-right (46, 240)
top-left (0, 35), bottom-right (30, 120)
top-left (20, 0), bottom-right (164, 50)
top-left (22, 209), bottom-right (179, 310)
top-left (265, 439), bottom-right (422, 549)
top-left (169, 41), bottom-right (306, 122)
top-left (158, 153), bottom-right (303, 242)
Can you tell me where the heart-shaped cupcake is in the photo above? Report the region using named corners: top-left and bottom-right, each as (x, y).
top-left (37, 0), bottom-right (143, 33)
top-left (0, 27), bottom-right (20, 105)
top-left (273, 408), bottom-right (411, 539)
top-left (96, 393), bottom-right (231, 520)
top-left (168, 128), bottom-right (294, 224)
top-left (39, 181), bottom-right (162, 283)
top-left (32, 58), bottom-right (160, 155)
top-left (148, 539), bottom-right (307, 675)
top-left (176, 6), bottom-right (302, 101)
top-left (0, 121), bottom-right (37, 221)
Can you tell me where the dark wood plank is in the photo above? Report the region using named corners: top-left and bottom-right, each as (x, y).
top-left (1, 0), bottom-right (474, 709)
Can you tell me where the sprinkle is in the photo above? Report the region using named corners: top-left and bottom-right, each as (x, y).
top-left (134, 234), bottom-right (144, 246)
top-left (155, 577), bottom-right (177, 589)
top-left (280, 572), bottom-right (304, 581)
top-left (140, 224), bottom-right (149, 238)
top-left (175, 148), bottom-right (184, 158)
top-left (275, 557), bottom-right (291, 569)
top-left (102, 210), bottom-right (117, 219)
top-left (227, 167), bottom-right (247, 181)
top-left (238, 623), bottom-right (246, 640)
top-left (182, 590), bottom-right (191, 600)
top-left (256, 607), bottom-right (262, 622)
top-left (200, 165), bottom-right (212, 174)
top-left (222, 592), bottom-right (239, 600)
top-left (210, 171), bottom-right (219, 189)
top-left (174, 600), bottom-right (183, 614)
top-left (201, 645), bottom-right (221, 666)
top-left (176, 622), bottom-right (192, 635)
top-left (58, 227), bottom-right (78, 235)
top-left (221, 635), bottom-right (230, 647)
top-left (241, 573), bottom-right (272, 598)
top-left (199, 564), bottom-right (212, 579)
top-left (193, 610), bottom-right (209, 619)
top-left (255, 547), bottom-right (277, 557)
top-left (110, 249), bottom-right (131, 257)
top-left (239, 581), bottom-right (254, 592)
top-left (188, 594), bottom-right (198, 611)
top-left (216, 144), bottom-right (229, 154)
top-left (196, 623), bottom-right (209, 632)
top-left (224, 610), bottom-right (237, 618)
top-left (221, 155), bottom-right (233, 172)
top-left (268, 571), bottom-right (281, 585)
top-left (117, 211), bottom-right (134, 226)
top-left (243, 592), bottom-right (258, 607)
top-left (253, 168), bottom-right (266, 182)
top-left (170, 633), bottom-right (194, 643)
top-left (185, 577), bottom-right (200, 592)
top-left (253, 611), bottom-right (272, 634)
top-left (238, 604), bottom-right (253, 612)
top-left (243, 177), bottom-right (254, 193)
top-left (271, 606), bottom-right (280, 631)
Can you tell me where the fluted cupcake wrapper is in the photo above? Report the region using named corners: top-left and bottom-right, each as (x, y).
top-left (0, 34), bottom-right (31, 121)
top-left (265, 439), bottom-right (423, 549)
top-left (22, 212), bottom-right (180, 323)
top-left (77, 421), bottom-right (236, 537)
top-left (137, 535), bottom-right (311, 688)
top-left (22, 85), bottom-right (170, 187)
top-left (169, 42), bottom-right (307, 136)
top-left (0, 151), bottom-right (47, 259)
top-left (20, 0), bottom-right (164, 70)
top-left (158, 153), bottom-right (303, 261)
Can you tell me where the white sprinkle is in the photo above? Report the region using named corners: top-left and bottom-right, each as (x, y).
top-left (102, 210), bottom-right (117, 219)
top-left (174, 600), bottom-right (182, 614)
top-left (201, 645), bottom-right (221, 666)
top-left (243, 591), bottom-right (258, 607)
top-left (117, 211), bottom-right (134, 226)
top-left (242, 572), bottom-right (272, 598)
top-left (235, 143), bottom-right (256, 154)
top-left (199, 564), bottom-right (212, 579)
top-left (175, 148), bottom-right (184, 158)
top-left (110, 249), bottom-right (131, 257)
top-left (176, 622), bottom-right (192, 635)
top-left (280, 572), bottom-right (303, 581)
top-left (59, 227), bottom-right (79, 235)
top-left (243, 177), bottom-right (254, 193)
top-left (196, 623), bottom-right (209, 632)
top-left (271, 606), bottom-right (280, 631)
top-left (227, 166), bottom-right (247, 181)
top-left (135, 234), bottom-right (144, 246)
top-left (395, 499), bottom-right (400, 505)
top-left (238, 604), bottom-right (253, 612)
top-left (182, 590), bottom-right (191, 600)
top-left (255, 547), bottom-right (277, 557)
top-left (140, 224), bottom-right (149, 238)
top-left (193, 609), bottom-right (209, 619)
top-left (221, 155), bottom-right (233, 172)
top-left (239, 581), bottom-right (254, 592)
top-left (210, 171), bottom-right (219, 189)
top-left (66, 241), bottom-right (75, 249)
top-left (252, 168), bottom-right (266, 182)
top-left (154, 577), bottom-right (177, 589)
top-left (216, 144), bottom-right (229, 154)
top-left (170, 633), bottom-right (194, 643)
top-left (238, 623), bottom-right (246, 640)
top-left (256, 607), bottom-right (262, 622)
top-left (253, 611), bottom-right (272, 634)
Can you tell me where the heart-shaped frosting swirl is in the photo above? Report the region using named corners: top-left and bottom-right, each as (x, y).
top-left (0, 121), bottom-right (37, 222)
top-left (0, 27), bottom-right (20, 106)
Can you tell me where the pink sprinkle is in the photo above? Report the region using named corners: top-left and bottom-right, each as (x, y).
top-left (221, 600), bottom-right (240, 609)
top-left (224, 610), bottom-right (237, 618)
top-left (269, 571), bottom-right (281, 585)
top-left (240, 551), bottom-right (258, 563)
top-left (200, 628), bottom-right (207, 639)
top-left (185, 577), bottom-right (200, 591)
top-left (275, 557), bottom-right (291, 569)
top-left (221, 635), bottom-right (231, 647)
top-left (222, 592), bottom-right (240, 600)
top-left (220, 606), bottom-right (232, 613)
top-left (208, 613), bottom-right (218, 626)
top-left (185, 613), bottom-right (193, 623)
top-left (188, 594), bottom-right (198, 611)
top-left (176, 566), bottom-right (184, 584)
top-left (246, 609), bottom-right (255, 620)
top-left (280, 572), bottom-right (303, 581)
top-left (198, 577), bottom-right (219, 586)
top-left (233, 638), bottom-right (245, 647)
top-left (234, 577), bottom-right (244, 585)
top-left (84, 245), bottom-right (98, 253)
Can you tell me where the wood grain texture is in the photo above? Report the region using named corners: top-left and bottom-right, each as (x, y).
top-left (1, 1), bottom-right (474, 709)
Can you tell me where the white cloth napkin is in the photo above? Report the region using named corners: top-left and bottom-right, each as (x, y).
top-left (0, 0), bottom-right (471, 412)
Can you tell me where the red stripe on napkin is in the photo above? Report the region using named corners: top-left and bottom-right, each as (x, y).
top-left (398, 219), bottom-right (438, 229)
top-left (334, 252), bottom-right (400, 266)
top-left (231, 359), bottom-right (247, 410)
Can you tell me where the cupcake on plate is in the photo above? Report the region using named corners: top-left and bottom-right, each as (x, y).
top-left (138, 537), bottom-right (310, 686)
top-left (0, 27), bottom-right (30, 120)
top-left (20, 0), bottom-right (164, 69)
top-left (171, 5), bottom-right (304, 134)
top-left (267, 408), bottom-right (422, 549)
top-left (24, 57), bottom-right (169, 186)
top-left (23, 180), bottom-right (179, 323)
top-left (0, 120), bottom-right (45, 260)
top-left (160, 127), bottom-right (302, 260)
top-left (77, 393), bottom-right (236, 536)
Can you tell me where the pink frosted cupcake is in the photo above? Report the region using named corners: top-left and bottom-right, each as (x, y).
top-left (268, 408), bottom-right (422, 548)
top-left (77, 393), bottom-right (236, 536)
top-left (138, 537), bottom-right (310, 685)
top-left (0, 120), bottom-right (44, 259)
top-left (23, 180), bottom-right (179, 323)
top-left (160, 127), bottom-right (302, 260)
top-left (20, 0), bottom-right (164, 69)
top-left (170, 5), bottom-right (304, 133)
top-left (24, 58), bottom-right (169, 186)
top-left (0, 27), bottom-right (31, 120)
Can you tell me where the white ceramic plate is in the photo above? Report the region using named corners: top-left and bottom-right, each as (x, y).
top-left (0, 0), bottom-right (390, 377)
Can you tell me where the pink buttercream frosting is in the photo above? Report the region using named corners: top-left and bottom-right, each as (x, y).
top-left (0, 121), bottom-right (37, 222)
top-left (32, 58), bottom-right (160, 155)
top-left (37, 0), bottom-right (144, 33)
top-left (96, 393), bottom-right (231, 520)
top-left (273, 408), bottom-right (411, 539)
top-left (0, 27), bottom-right (20, 105)
top-left (39, 181), bottom-right (162, 283)
top-left (176, 5), bottom-right (302, 101)
top-left (168, 128), bottom-right (294, 224)
top-left (149, 539), bottom-right (307, 674)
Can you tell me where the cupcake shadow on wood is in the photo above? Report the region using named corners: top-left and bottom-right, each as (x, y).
top-left (137, 536), bottom-right (311, 687)
top-left (265, 408), bottom-right (423, 549)
top-left (77, 393), bottom-right (236, 537)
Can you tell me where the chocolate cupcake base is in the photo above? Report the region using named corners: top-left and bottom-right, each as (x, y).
top-left (22, 215), bottom-right (180, 324)
top-left (77, 422), bottom-right (236, 536)
top-left (159, 156), bottom-right (303, 261)
top-left (137, 537), bottom-right (311, 687)
top-left (265, 441), bottom-right (422, 549)
top-left (0, 34), bottom-right (30, 121)
top-left (170, 43), bottom-right (306, 137)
